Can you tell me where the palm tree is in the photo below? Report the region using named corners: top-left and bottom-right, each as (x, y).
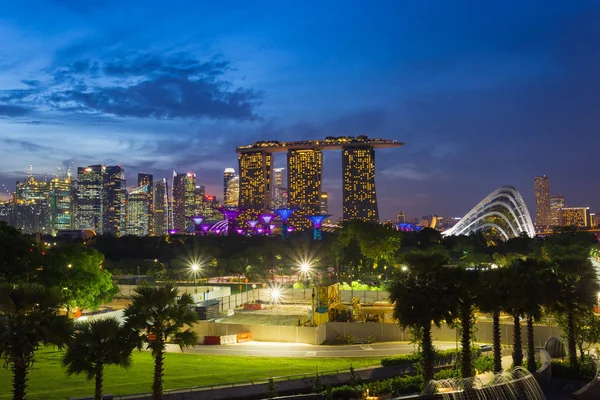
top-left (389, 250), bottom-right (455, 382)
top-left (62, 317), bottom-right (135, 400)
top-left (123, 284), bottom-right (198, 400)
top-left (0, 283), bottom-right (73, 400)
top-left (547, 255), bottom-right (598, 368)
top-left (477, 268), bottom-right (509, 373)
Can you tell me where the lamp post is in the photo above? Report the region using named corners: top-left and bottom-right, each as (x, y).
top-left (270, 287), bottom-right (281, 325)
top-left (191, 263), bottom-right (200, 295)
top-left (300, 263), bottom-right (311, 299)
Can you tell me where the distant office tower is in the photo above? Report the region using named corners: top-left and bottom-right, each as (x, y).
top-left (138, 173), bottom-right (154, 235)
top-left (549, 194), bottom-right (565, 227)
top-left (272, 167), bottom-right (287, 209)
top-left (154, 178), bottom-right (168, 235)
top-left (342, 146), bottom-right (378, 222)
top-left (13, 173), bottom-right (52, 234)
top-left (225, 176), bottom-right (239, 207)
top-left (320, 192), bottom-right (328, 215)
top-left (103, 166), bottom-right (126, 236)
top-left (287, 149), bottom-right (322, 228)
top-left (172, 171), bottom-right (196, 231)
top-left (534, 176), bottom-right (550, 229)
top-left (223, 168), bottom-right (235, 204)
top-left (396, 210), bottom-right (406, 224)
top-left (49, 176), bottom-right (73, 232)
top-left (76, 165), bottom-right (105, 233)
top-left (560, 207), bottom-right (589, 228)
top-left (589, 213), bottom-right (597, 228)
top-left (127, 185), bottom-right (150, 236)
top-left (238, 151), bottom-right (273, 216)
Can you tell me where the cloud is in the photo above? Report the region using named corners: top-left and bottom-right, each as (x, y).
top-left (0, 51), bottom-right (261, 122)
top-left (381, 164), bottom-right (432, 181)
top-left (0, 104), bottom-right (31, 117)
top-left (2, 138), bottom-right (49, 152)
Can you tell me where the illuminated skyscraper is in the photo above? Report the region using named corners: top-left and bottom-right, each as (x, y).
top-left (288, 149), bottom-right (322, 228)
top-left (49, 176), bottom-right (73, 232)
top-left (172, 171), bottom-right (196, 231)
top-left (76, 165), bottom-right (105, 233)
top-left (14, 173), bottom-right (52, 234)
top-left (272, 167), bottom-right (287, 209)
top-left (223, 168), bottom-right (235, 204)
top-left (396, 210), bottom-right (406, 224)
top-left (549, 194), bottom-right (564, 227)
top-left (127, 184), bottom-right (150, 236)
top-left (342, 146), bottom-right (378, 222)
top-left (103, 166), bottom-right (126, 236)
top-left (534, 176), bottom-right (550, 229)
top-left (560, 207), bottom-right (589, 228)
top-left (138, 173), bottom-right (154, 235)
top-left (225, 175), bottom-right (239, 207)
top-left (238, 151), bottom-right (273, 216)
top-left (320, 192), bottom-right (328, 215)
top-left (154, 178), bottom-right (168, 235)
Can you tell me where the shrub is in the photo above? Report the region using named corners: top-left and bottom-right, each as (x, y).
top-left (330, 385), bottom-right (362, 399)
top-left (551, 356), bottom-right (597, 381)
top-left (474, 356), bottom-right (495, 374)
top-left (434, 368), bottom-right (459, 379)
top-left (335, 334), bottom-right (355, 345)
top-left (389, 375), bottom-right (424, 396)
top-left (265, 377), bottom-right (277, 399)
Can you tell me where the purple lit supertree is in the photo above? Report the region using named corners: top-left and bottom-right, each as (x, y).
top-left (200, 223), bottom-right (212, 236)
top-left (287, 226), bottom-right (296, 233)
top-left (218, 207), bottom-right (242, 236)
top-left (235, 228), bottom-right (245, 235)
top-left (168, 229), bottom-right (178, 235)
top-left (256, 228), bottom-right (264, 235)
top-left (259, 213), bottom-right (276, 235)
top-left (190, 216), bottom-right (205, 235)
top-left (306, 214), bottom-right (331, 240)
top-left (275, 208), bottom-right (295, 239)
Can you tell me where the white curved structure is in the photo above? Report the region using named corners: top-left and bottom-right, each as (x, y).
top-left (443, 186), bottom-right (535, 240)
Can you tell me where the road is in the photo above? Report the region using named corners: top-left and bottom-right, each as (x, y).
top-left (169, 341), bottom-right (461, 358)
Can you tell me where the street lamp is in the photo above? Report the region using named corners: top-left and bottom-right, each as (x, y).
top-left (270, 287), bottom-right (281, 321)
top-left (191, 263), bottom-right (200, 294)
top-left (300, 263), bottom-right (311, 298)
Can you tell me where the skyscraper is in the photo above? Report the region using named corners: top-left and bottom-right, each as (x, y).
top-left (288, 149), bottom-right (322, 228)
top-left (342, 146), bottom-right (378, 222)
top-left (49, 176), bottom-right (73, 232)
top-left (549, 194), bottom-right (564, 227)
top-left (225, 175), bottom-right (239, 207)
top-left (272, 167), bottom-right (286, 209)
top-left (560, 207), bottom-right (589, 228)
top-left (127, 184), bottom-right (150, 236)
top-left (154, 178), bottom-right (168, 235)
top-left (534, 176), bottom-right (550, 229)
top-left (103, 166), bottom-right (126, 236)
top-left (238, 151), bottom-right (273, 217)
top-left (396, 210), bottom-right (406, 224)
top-left (138, 173), bottom-right (154, 235)
top-left (223, 168), bottom-right (235, 204)
top-left (76, 165), bottom-right (105, 233)
top-left (172, 171), bottom-right (196, 231)
top-left (320, 192), bottom-right (328, 215)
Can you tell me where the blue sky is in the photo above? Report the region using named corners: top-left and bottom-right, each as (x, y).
top-left (0, 0), bottom-right (599, 220)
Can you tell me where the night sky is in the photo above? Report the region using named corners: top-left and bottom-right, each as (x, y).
top-left (0, 1), bottom-right (598, 221)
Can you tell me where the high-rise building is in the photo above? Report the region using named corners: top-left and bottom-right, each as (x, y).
top-left (396, 210), bottom-right (406, 224)
top-left (549, 194), bottom-right (564, 227)
top-left (76, 165), bottom-right (105, 233)
top-left (103, 166), bottom-right (126, 236)
top-left (589, 213), bottom-right (597, 228)
top-left (287, 149), bottom-right (322, 228)
top-left (560, 207), bottom-right (589, 228)
top-left (127, 184), bottom-right (150, 236)
top-left (153, 178), bottom-right (168, 235)
top-left (138, 173), bottom-right (154, 235)
top-left (342, 146), bottom-right (378, 222)
top-left (172, 171), bottom-right (196, 231)
top-left (320, 192), bottom-right (328, 215)
top-left (225, 175), bottom-right (239, 207)
top-left (534, 176), bottom-right (550, 229)
top-left (223, 168), bottom-right (235, 204)
top-left (238, 151), bottom-right (273, 217)
top-left (272, 167), bottom-right (287, 209)
top-left (49, 176), bottom-right (73, 232)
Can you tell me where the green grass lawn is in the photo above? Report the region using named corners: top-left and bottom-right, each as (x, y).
top-left (0, 348), bottom-right (382, 400)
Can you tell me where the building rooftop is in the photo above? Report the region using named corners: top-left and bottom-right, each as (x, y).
top-left (236, 135), bottom-right (404, 153)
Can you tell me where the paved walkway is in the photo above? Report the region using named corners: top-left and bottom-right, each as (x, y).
top-left (168, 340), bottom-right (462, 358)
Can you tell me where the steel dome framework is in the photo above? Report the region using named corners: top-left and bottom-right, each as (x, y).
top-left (442, 186), bottom-right (535, 240)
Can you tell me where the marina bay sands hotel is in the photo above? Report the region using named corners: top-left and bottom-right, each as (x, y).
top-left (236, 135), bottom-right (403, 223)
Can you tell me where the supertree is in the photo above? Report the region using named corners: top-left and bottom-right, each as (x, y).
top-left (190, 216), bottom-right (205, 236)
top-left (218, 206), bottom-right (242, 236)
top-left (259, 213), bottom-right (277, 235)
top-left (306, 214), bottom-right (331, 240)
top-left (275, 208), bottom-right (295, 239)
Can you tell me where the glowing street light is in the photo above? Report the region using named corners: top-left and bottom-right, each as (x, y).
top-left (299, 262), bottom-right (312, 297)
top-left (191, 263), bottom-right (200, 294)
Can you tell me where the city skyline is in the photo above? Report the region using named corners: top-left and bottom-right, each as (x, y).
top-left (0, 1), bottom-right (599, 220)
